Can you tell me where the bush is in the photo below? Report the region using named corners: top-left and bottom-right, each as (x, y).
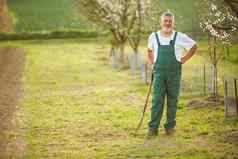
top-left (0, 29), bottom-right (103, 41)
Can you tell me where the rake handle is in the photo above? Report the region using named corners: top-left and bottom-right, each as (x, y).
top-left (134, 72), bottom-right (154, 135)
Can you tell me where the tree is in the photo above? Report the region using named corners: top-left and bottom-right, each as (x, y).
top-left (76, 0), bottom-right (150, 68)
top-left (224, 0), bottom-right (238, 19)
top-left (199, 0), bottom-right (238, 41)
top-left (199, 0), bottom-right (238, 99)
top-left (127, 0), bottom-right (150, 70)
top-left (76, 0), bottom-right (137, 65)
top-left (0, 0), bottom-right (13, 32)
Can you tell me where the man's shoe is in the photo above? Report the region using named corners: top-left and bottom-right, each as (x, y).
top-left (165, 128), bottom-right (175, 136)
top-left (147, 129), bottom-right (158, 139)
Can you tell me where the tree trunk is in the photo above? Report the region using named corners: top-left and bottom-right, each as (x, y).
top-left (209, 36), bottom-right (220, 100)
top-left (211, 63), bottom-right (218, 98)
top-left (0, 0), bottom-right (13, 32)
top-left (109, 42), bottom-right (127, 69)
top-left (131, 50), bottom-right (140, 70)
top-left (118, 43), bottom-right (125, 64)
top-left (109, 46), bottom-right (120, 69)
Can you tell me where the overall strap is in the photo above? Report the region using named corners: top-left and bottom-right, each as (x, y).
top-left (154, 32), bottom-right (160, 47)
top-left (154, 32), bottom-right (160, 64)
top-left (171, 32), bottom-right (178, 46)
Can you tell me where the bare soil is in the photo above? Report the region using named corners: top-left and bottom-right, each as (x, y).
top-left (0, 47), bottom-right (26, 159)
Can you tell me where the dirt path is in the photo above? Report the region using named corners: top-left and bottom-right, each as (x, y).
top-left (0, 47), bottom-right (26, 159)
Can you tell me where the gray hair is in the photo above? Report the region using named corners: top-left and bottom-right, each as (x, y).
top-left (160, 10), bottom-right (175, 22)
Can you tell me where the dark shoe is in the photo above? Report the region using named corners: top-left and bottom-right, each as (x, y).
top-left (147, 129), bottom-right (158, 139)
top-left (165, 128), bottom-right (175, 136)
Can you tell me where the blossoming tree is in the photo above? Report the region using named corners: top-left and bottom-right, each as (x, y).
top-left (77, 0), bottom-right (150, 68)
top-left (199, 0), bottom-right (238, 98)
top-left (126, 0), bottom-right (150, 70)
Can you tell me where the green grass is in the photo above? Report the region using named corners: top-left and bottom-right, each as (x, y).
top-left (1, 38), bottom-right (238, 158)
top-left (229, 43), bottom-right (238, 63)
top-left (8, 0), bottom-right (93, 32)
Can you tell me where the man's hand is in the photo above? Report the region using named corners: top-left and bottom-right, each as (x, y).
top-left (180, 44), bottom-right (197, 64)
top-left (181, 56), bottom-right (188, 64)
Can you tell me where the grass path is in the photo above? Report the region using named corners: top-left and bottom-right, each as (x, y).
top-left (4, 38), bottom-right (238, 158)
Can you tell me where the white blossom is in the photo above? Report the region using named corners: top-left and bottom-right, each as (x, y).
top-left (211, 3), bottom-right (217, 11)
top-left (200, 0), bottom-right (237, 42)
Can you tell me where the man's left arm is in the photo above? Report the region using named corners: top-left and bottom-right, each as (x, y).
top-left (181, 44), bottom-right (197, 64)
top-left (179, 33), bottom-right (198, 64)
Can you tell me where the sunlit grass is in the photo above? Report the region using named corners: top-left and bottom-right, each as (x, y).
top-left (1, 38), bottom-right (237, 158)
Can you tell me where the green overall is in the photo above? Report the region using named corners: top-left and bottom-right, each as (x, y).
top-left (148, 32), bottom-right (181, 131)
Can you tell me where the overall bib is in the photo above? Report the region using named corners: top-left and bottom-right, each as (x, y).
top-left (148, 32), bottom-right (181, 131)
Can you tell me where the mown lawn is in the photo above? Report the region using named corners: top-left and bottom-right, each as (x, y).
top-left (2, 38), bottom-right (238, 159)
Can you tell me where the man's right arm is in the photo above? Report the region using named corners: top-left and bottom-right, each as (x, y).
top-left (148, 49), bottom-right (154, 65)
top-left (147, 33), bottom-right (154, 65)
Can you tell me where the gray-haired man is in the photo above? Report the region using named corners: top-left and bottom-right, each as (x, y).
top-left (147, 11), bottom-right (197, 137)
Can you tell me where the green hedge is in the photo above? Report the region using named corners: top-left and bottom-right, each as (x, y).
top-left (0, 30), bottom-right (102, 41)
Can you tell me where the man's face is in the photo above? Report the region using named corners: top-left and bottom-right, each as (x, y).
top-left (160, 15), bottom-right (174, 33)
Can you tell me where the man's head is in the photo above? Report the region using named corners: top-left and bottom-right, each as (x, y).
top-left (160, 11), bottom-right (175, 33)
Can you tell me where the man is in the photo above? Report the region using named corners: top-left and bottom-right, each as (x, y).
top-left (147, 11), bottom-right (197, 137)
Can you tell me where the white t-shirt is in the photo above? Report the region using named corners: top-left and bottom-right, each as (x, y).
top-left (148, 30), bottom-right (196, 62)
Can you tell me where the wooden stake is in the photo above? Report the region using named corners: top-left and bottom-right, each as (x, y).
top-left (224, 79), bottom-right (228, 117)
top-left (234, 78), bottom-right (238, 116)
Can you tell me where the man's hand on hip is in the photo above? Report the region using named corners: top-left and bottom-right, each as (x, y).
top-left (181, 44), bottom-right (197, 64)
